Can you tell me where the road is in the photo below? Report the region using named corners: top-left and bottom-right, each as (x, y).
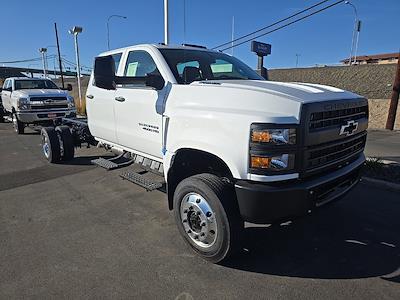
top-left (0, 123), bottom-right (399, 299)
top-left (365, 129), bottom-right (400, 163)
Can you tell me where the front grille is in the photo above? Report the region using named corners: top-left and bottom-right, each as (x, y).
top-left (309, 105), bottom-right (368, 131)
top-left (306, 134), bottom-right (366, 169)
top-left (30, 96), bottom-right (67, 102)
top-left (31, 104), bottom-right (68, 110)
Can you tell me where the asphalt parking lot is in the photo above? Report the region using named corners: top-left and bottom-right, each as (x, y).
top-left (0, 123), bottom-right (399, 299)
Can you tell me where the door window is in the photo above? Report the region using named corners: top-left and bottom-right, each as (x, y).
top-left (124, 51), bottom-right (160, 78)
top-left (112, 53), bottom-right (122, 73)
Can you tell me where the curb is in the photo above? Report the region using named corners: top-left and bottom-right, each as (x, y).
top-left (361, 176), bottom-right (400, 192)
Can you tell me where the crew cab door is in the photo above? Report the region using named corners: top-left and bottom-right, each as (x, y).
top-left (86, 52), bottom-right (122, 143)
top-left (1, 79), bottom-right (13, 111)
top-left (114, 50), bottom-right (165, 159)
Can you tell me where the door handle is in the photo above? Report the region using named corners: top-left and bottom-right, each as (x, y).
top-left (86, 94), bottom-right (94, 99)
top-left (115, 96), bottom-right (125, 102)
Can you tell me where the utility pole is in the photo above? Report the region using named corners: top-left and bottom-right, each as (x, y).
top-left (55, 23), bottom-right (65, 88)
top-left (385, 53), bottom-right (400, 130)
top-left (231, 16), bottom-right (235, 56)
top-left (295, 54), bottom-right (300, 68)
top-left (164, 0), bottom-right (169, 45)
top-left (39, 48), bottom-right (47, 77)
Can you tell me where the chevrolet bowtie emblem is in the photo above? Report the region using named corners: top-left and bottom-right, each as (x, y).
top-left (340, 120), bottom-right (358, 136)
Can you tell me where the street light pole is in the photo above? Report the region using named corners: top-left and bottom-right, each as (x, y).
top-left (107, 15), bottom-right (127, 50)
top-left (39, 48), bottom-right (47, 77)
top-left (69, 26), bottom-right (83, 112)
top-left (345, 1), bottom-right (359, 66)
top-left (164, 0), bottom-right (169, 45)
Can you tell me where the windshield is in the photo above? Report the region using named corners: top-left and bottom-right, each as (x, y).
top-left (14, 79), bottom-right (59, 90)
top-left (159, 49), bottom-right (264, 84)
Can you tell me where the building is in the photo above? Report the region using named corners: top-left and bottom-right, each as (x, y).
top-left (341, 52), bottom-right (399, 65)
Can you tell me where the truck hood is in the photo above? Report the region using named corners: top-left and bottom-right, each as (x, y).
top-left (167, 80), bottom-right (363, 124)
top-left (13, 89), bottom-right (68, 98)
top-left (193, 80), bottom-right (360, 103)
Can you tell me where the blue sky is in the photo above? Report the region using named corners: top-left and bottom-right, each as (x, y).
top-left (1, 0), bottom-right (399, 70)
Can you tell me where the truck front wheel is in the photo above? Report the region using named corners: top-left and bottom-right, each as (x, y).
top-left (12, 113), bottom-right (24, 134)
top-left (173, 173), bottom-right (244, 263)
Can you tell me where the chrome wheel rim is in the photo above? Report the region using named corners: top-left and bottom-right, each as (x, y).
top-left (42, 134), bottom-right (50, 158)
top-left (180, 192), bottom-right (217, 248)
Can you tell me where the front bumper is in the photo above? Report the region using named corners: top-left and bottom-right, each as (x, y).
top-left (16, 109), bottom-right (76, 123)
top-left (235, 154), bottom-right (365, 224)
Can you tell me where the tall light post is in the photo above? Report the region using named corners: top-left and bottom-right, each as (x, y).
top-left (164, 0), bottom-right (169, 45)
top-left (107, 15), bottom-right (127, 50)
top-left (39, 48), bottom-right (48, 77)
top-left (345, 1), bottom-right (361, 65)
top-left (69, 26), bottom-right (83, 111)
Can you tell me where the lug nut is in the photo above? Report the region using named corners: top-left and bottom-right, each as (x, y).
top-left (200, 233), bottom-right (205, 237)
top-left (194, 235), bottom-right (199, 240)
top-left (210, 230), bottom-right (215, 235)
top-left (187, 229), bottom-right (191, 234)
top-left (201, 222), bottom-right (206, 227)
top-left (206, 212), bottom-right (212, 217)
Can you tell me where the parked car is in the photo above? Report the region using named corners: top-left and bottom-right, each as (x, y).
top-left (41, 44), bottom-right (368, 262)
top-left (0, 77), bottom-right (76, 133)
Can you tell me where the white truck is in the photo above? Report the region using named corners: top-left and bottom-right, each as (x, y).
top-left (0, 77), bottom-right (76, 133)
top-left (40, 44), bottom-right (368, 263)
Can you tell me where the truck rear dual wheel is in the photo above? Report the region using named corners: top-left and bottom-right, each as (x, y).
top-left (56, 126), bottom-right (75, 161)
top-left (12, 113), bottom-right (24, 134)
top-left (173, 173), bottom-right (244, 263)
top-left (41, 126), bottom-right (74, 163)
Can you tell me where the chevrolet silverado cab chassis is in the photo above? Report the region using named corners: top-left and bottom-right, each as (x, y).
top-left (40, 44), bottom-right (368, 263)
top-left (1, 77), bottom-right (76, 133)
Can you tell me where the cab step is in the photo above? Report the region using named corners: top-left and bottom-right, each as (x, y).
top-left (120, 170), bottom-right (164, 191)
top-left (91, 152), bottom-right (134, 170)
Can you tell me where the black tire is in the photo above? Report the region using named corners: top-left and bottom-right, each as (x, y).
top-left (56, 125), bottom-right (75, 161)
top-left (12, 112), bottom-right (24, 134)
top-left (41, 127), bottom-right (61, 163)
top-left (173, 173), bottom-right (244, 263)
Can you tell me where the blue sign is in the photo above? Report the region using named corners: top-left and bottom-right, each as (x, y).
top-left (251, 41), bottom-right (272, 56)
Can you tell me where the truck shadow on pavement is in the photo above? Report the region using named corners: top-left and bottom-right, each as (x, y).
top-left (223, 184), bottom-right (400, 281)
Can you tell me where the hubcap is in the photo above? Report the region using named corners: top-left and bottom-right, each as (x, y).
top-left (42, 134), bottom-right (50, 158)
top-left (180, 192), bottom-right (217, 248)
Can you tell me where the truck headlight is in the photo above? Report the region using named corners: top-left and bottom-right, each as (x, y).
top-left (67, 96), bottom-right (75, 108)
top-left (250, 154), bottom-right (295, 171)
top-left (17, 97), bottom-right (30, 110)
top-left (249, 124), bottom-right (298, 174)
top-left (251, 128), bottom-right (296, 145)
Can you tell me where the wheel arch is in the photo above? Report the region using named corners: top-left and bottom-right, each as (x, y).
top-left (166, 148), bottom-right (235, 210)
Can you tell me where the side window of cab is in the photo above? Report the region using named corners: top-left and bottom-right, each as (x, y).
top-left (124, 50), bottom-right (160, 80)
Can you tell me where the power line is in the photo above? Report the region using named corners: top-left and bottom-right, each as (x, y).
top-left (218, 0), bottom-right (345, 52)
top-left (0, 55), bottom-right (57, 64)
top-left (212, 0), bottom-right (331, 50)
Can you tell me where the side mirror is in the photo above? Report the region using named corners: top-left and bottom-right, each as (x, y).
top-left (94, 55), bottom-right (116, 90)
top-left (146, 74), bottom-right (165, 90)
